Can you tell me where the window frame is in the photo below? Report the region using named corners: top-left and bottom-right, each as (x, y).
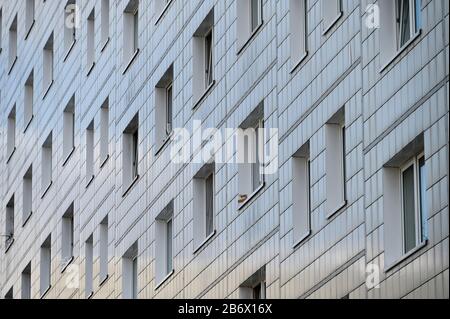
top-left (165, 83), bottom-right (173, 136)
top-left (204, 28), bottom-right (214, 90)
top-left (396, 0), bottom-right (421, 50)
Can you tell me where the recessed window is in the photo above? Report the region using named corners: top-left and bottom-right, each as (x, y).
top-left (63, 96), bottom-right (75, 163)
top-left (383, 135), bottom-right (428, 270)
top-left (61, 204), bottom-right (74, 268)
top-left (155, 65), bottom-right (174, 151)
top-left (292, 141), bottom-right (311, 246)
top-left (396, 0), bottom-right (422, 48)
top-left (101, 0), bottom-right (110, 47)
top-left (23, 165), bottom-right (33, 224)
top-left (40, 235), bottom-right (51, 296)
top-left (155, 201), bottom-right (174, 284)
top-left (86, 120), bottom-right (94, 184)
top-left (7, 105), bottom-right (16, 161)
top-left (5, 195), bottom-right (15, 251)
top-left (239, 267), bottom-right (266, 299)
top-left (193, 9), bottom-right (214, 104)
top-left (123, 0), bottom-right (139, 67)
top-left (99, 216), bottom-right (108, 282)
top-left (325, 109), bottom-right (346, 219)
top-left (87, 9), bottom-right (95, 73)
top-left (379, 0), bottom-right (422, 68)
top-left (41, 132), bottom-right (53, 195)
top-left (8, 15), bottom-right (17, 72)
top-left (237, 103), bottom-right (264, 205)
top-left (24, 70), bottom-right (34, 129)
top-left (85, 235), bottom-right (93, 297)
top-left (122, 114), bottom-right (139, 193)
top-left (64, 0), bottom-right (77, 55)
top-left (236, 0), bottom-right (262, 50)
top-left (43, 33), bottom-right (54, 94)
top-left (100, 98), bottom-right (109, 163)
top-left (25, 0), bottom-right (36, 37)
top-left (5, 287), bottom-right (13, 299)
top-left (122, 242), bottom-right (138, 299)
top-left (21, 263), bottom-right (31, 299)
top-left (290, 0), bottom-right (307, 67)
top-left (155, 0), bottom-right (173, 22)
top-left (193, 163), bottom-right (215, 250)
top-left (322, 0), bottom-right (342, 33)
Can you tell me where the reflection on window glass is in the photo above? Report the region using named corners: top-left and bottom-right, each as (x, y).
top-left (419, 157), bottom-right (427, 242)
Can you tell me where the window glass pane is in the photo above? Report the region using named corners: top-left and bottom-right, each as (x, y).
top-left (132, 257), bottom-right (137, 299)
top-left (399, 0), bottom-right (411, 46)
top-left (402, 165), bottom-right (416, 253)
top-left (252, 124), bottom-right (261, 191)
top-left (133, 11), bottom-right (138, 51)
top-left (132, 131), bottom-right (138, 178)
top-left (205, 31), bottom-right (213, 88)
top-left (166, 219), bottom-right (173, 273)
top-left (166, 85), bottom-right (173, 134)
top-left (251, 0), bottom-right (260, 31)
top-left (205, 174), bottom-right (214, 236)
top-left (415, 0), bottom-right (422, 31)
top-left (419, 157), bottom-right (427, 242)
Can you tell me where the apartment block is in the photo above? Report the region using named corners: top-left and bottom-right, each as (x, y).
top-left (0, 0), bottom-right (448, 299)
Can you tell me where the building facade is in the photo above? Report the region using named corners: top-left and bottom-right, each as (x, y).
top-left (0, 0), bottom-right (448, 299)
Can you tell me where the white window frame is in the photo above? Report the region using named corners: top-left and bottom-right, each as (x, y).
top-left (23, 166), bottom-right (33, 225)
top-left (24, 70), bottom-right (34, 130)
top-left (396, 0), bottom-right (421, 50)
top-left (87, 9), bottom-right (95, 73)
top-left (101, 0), bottom-right (110, 49)
top-left (7, 106), bottom-right (16, 162)
top-left (250, 0), bottom-right (263, 33)
top-left (64, 0), bottom-right (77, 58)
top-left (99, 217), bottom-right (109, 283)
top-left (8, 15), bottom-right (18, 73)
top-left (85, 235), bottom-right (93, 298)
top-left (85, 121), bottom-right (94, 185)
top-left (400, 153), bottom-right (426, 254)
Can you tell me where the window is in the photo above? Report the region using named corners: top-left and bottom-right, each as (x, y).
top-left (379, 0), bottom-right (422, 68)
top-left (122, 113), bottom-right (139, 194)
top-left (396, 0), bottom-right (422, 48)
top-left (24, 70), bottom-right (34, 130)
top-left (7, 105), bottom-right (16, 162)
top-left (236, 0), bottom-right (262, 50)
top-left (193, 9), bottom-right (214, 104)
top-left (123, 0), bottom-right (139, 68)
top-left (40, 235), bottom-right (51, 296)
top-left (64, 0), bottom-right (76, 56)
top-left (155, 65), bottom-right (174, 151)
top-left (8, 15), bottom-right (17, 73)
top-left (155, 201), bottom-right (174, 285)
top-left (325, 109), bottom-right (346, 219)
top-left (87, 9), bottom-right (95, 73)
top-left (5, 195), bottom-right (15, 251)
top-left (292, 141), bottom-right (311, 246)
top-left (101, 0), bottom-right (110, 48)
top-left (86, 121), bottom-right (94, 185)
top-left (239, 267), bottom-right (266, 299)
top-left (85, 235), bottom-right (93, 298)
top-left (290, 0), bottom-right (307, 67)
top-left (41, 132), bottom-right (53, 195)
top-left (122, 242), bottom-right (138, 299)
top-left (100, 98), bottom-right (109, 164)
top-left (23, 166), bottom-right (33, 224)
top-left (63, 96), bottom-right (75, 164)
top-left (43, 33), bottom-right (54, 94)
top-left (322, 0), bottom-right (342, 33)
top-left (99, 216), bottom-right (108, 282)
top-left (0, 9), bottom-right (3, 53)
top-left (25, 0), bottom-right (35, 37)
top-left (238, 103), bottom-right (264, 205)
top-left (155, 0), bottom-right (173, 23)
top-left (193, 163), bottom-right (215, 250)
top-left (401, 154), bottom-right (427, 253)
top-left (383, 135), bottom-right (428, 270)
top-left (21, 263), bottom-right (31, 299)
top-left (61, 204), bottom-right (74, 268)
